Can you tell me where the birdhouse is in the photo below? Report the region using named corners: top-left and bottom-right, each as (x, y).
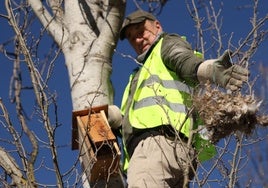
top-left (72, 105), bottom-right (121, 184)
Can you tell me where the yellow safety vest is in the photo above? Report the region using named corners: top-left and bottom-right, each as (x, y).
top-left (121, 37), bottom-right (215, 170)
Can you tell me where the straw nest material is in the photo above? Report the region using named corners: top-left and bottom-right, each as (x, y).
top-left (193, 84), bottom-right (268, 143)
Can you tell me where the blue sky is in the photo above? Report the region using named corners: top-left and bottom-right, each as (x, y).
top-left (0, 0), bottom-right (267, 186)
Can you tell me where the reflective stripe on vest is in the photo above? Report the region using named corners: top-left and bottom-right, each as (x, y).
top-left (134, 74), bottom-right (193, 113)
top-left (139, 75), bottom-right (192, 94)
top-left (133, 96), bottom-right (186, 113)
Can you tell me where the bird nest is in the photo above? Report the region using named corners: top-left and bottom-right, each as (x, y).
top-left (193, 84), bottom-right (268, 143)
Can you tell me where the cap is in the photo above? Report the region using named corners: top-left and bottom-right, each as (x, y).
top-left (119, 10), bottom-right (156, 40)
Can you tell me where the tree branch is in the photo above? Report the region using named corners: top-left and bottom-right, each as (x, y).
top-left (0, 147), bottom-right (25, 186)
top-left (28, 0), bottom-right (67, 46)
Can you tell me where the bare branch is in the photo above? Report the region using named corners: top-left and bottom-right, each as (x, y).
top-left (27, 0), bottom-right (67, 46)
top-left (185, 0), bottom-right (205, 55)
top-left (0, 147), bottom-right (25, 186)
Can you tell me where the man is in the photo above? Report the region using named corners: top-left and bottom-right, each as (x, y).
top-left (118, 10), bottom-right (249, 187)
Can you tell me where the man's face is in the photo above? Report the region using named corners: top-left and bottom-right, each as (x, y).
top-left (125, 20), bottom-right (162, 55)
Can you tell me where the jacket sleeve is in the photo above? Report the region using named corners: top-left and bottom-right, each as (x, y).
top-left (161, 34), bottom-right (203, 85)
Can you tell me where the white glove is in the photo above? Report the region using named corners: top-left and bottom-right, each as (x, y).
top-left (108, 105), bottom-right (122, 129)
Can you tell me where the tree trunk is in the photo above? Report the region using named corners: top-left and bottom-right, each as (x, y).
top-left (28, 0), bottom-right (125, 186)
top-left (28, 0), bottom-right (125, 110)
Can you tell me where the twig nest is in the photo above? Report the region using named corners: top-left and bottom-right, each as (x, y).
top-left (193, 84), bottom-right (268, 143)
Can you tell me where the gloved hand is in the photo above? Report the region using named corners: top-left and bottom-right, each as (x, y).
top-left (108, 105), bottom-right (122, 129)
top-left (197, 50), bottom-right (249, 91)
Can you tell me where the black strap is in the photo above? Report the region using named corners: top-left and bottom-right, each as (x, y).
top-left (126, 125), bottom-right (188, 158)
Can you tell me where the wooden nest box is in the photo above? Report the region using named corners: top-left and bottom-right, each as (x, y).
top-left (72, 105), bottom-right (121, 184)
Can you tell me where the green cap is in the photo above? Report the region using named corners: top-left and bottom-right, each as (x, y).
top-left (120, 10), bottom-right (156, 40)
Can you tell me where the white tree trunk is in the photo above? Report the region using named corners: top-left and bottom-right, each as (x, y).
top-left (28, 0), bottom-right (125, 110)
top-left (63, 1), bottom-right (108, 109)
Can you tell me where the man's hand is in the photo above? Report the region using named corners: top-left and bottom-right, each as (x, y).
top-left (214, 50), bottom-right (249, 91)
top-left (197, 50), bottom-right (249, 91)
